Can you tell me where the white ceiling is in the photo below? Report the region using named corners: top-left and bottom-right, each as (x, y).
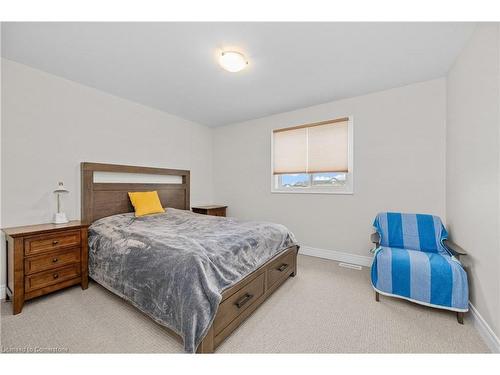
top-left (2, 22), bottom-right (475, 126)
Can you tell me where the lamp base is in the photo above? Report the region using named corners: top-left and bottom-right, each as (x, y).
top-left (53, 212), bottom-right (69, 224)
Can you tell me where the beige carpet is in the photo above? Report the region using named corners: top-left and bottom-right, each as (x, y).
top-left (0, 255), bottom-right (489, 353)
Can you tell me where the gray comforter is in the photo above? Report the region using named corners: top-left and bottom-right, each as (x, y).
top-left (88, 208), bottom-right (296, 352)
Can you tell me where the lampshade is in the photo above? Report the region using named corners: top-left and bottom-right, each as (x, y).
top-left (53, 182), bottom-right (69, 193)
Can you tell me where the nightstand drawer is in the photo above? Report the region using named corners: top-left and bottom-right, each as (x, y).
top-left (25, 264), bottom-right (81, 293)
top-left (24, 230), bottom-right (81, 256)
top-left (25, 247), bottom-right (81, 275)
top-left (207, 208), bottom-right (226, 217)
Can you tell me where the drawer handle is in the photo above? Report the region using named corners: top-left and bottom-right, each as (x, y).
top-left (278, 264), bottom-right (288, 272)
top-left (235, 293), bottom-right (253, 309)
top-left (52, 258), bottom-right (58, 263)
top-left (53, 273), bottom-right (59, 279)
top-left (52, 240), bottom-right (59, 245)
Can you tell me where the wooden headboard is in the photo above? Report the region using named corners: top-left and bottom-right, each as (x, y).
top-left (81, 162), bottom-right (190, 224)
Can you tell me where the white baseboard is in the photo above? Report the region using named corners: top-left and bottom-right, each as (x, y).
top-left (299, 245), bottom-right (373, 267)
top-left (469, 302), bottom-right (500, 353)
top-left (0, 284), bottom-right (5, 300)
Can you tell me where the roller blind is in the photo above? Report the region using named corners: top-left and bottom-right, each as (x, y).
top-left (273, 117), bottom-right (349, 175)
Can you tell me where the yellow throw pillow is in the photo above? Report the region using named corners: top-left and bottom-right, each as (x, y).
top-left (128, 191), bottom-right (165, 217)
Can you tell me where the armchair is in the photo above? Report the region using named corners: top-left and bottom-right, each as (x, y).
top-left (369, 212), bottom-right (469, 324)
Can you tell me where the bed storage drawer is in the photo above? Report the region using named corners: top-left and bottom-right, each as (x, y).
top-left (213, 273), bottom-right (265, 335)
top-left (24, 230), bottom-right (81, 256)
top-left (267, 249), bottom-right (296, 288)
top-left (25, 264), bottom-right (81, 293)
top-left (24, 247), bottom-right (81, 275)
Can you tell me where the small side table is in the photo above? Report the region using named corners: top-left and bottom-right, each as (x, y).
top-left (2, 221), bottom-right (89, 314)
top-left (192, 205), bottom-right (227, 217)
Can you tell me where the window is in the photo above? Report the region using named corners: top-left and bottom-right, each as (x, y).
top-left (271, 117), bottom-right (353, 194)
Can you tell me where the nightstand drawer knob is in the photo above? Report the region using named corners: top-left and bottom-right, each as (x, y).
top-left (53, 273), bottom-right (59, 279)
top-left (52, 240), bottom-right (59, 245)
top-left (52, 258), bottom-right (58, 263)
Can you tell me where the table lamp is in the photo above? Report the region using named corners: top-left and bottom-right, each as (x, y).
top-left (53, 181), bottom-right (69, 224)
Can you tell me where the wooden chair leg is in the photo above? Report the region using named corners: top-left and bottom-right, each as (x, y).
top-left (375, 291), bottom-right (379, 302)
top-left (457, 312), bottom-right (464, 325)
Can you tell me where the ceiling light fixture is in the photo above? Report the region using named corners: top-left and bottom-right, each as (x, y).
top-left (219, 51), bottom-right (248, 72)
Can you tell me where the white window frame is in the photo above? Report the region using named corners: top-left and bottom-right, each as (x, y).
top-left (271, 116), bottom-right (354, 195)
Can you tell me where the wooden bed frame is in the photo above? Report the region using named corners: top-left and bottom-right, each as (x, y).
top-left (81, 162), bottom-right (298, 353)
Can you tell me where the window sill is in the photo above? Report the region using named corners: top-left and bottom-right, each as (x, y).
top-left (271, 189), bottom-right (354, 195)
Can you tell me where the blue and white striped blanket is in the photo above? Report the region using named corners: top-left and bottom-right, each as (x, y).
top-left (371, 212), bottom-right (468, 312)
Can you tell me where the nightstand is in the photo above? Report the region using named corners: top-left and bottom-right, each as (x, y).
top-left (2, 221), bottom-right (89, 314)
top-left (192, 205), bottom-right (228, 217)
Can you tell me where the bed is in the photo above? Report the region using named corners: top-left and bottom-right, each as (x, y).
top-left (81, 162), bottom-right (299, 353)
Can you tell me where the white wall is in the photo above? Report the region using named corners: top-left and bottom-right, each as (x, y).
top-left (213, 79), bottom-right (447, 257)
top-left (446, 24), bottom-right (500, 340)
top-left (0, 59), bottom-right (214, 294)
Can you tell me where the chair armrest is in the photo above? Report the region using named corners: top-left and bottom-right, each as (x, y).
top-left (443, 239), bottom-right (467, 257)
top-left (370, 232), bottom-right (380, 246)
